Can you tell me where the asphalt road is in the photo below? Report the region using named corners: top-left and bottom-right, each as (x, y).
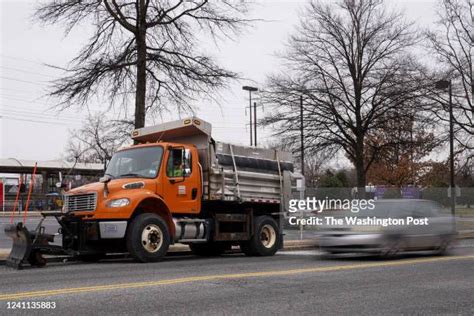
top-left (1, 246), bottom-right (473, 315)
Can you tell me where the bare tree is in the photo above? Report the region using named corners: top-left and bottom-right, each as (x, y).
top-left (66, 113), bottom-right (132, 164)
top-left (35, 0), bottom-right (251, 129)
top-left (262, 0), bottom-right (430, 192)
top-left (425, 0), bottom-right (473, 156)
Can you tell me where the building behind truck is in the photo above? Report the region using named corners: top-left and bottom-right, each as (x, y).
top-left (5, 117), bottom-right (301, 268)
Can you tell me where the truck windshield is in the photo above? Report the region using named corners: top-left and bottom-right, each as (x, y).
top-left (105, 146), bottom-right (163, 179)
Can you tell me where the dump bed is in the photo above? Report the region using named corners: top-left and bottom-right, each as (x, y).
top-left (132, 117), bottom-right (294, 204)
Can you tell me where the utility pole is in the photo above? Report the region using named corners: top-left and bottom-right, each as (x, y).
top-left (435, 79), bottom-right (456, 218)
top-left (242, 86), bottom-right (258, 147)
top-left (448, 82), bottom-right (455, 218)
top-left (410, 114), bottom-right (415, 185)
top-left (300, 95), bottom-right (304, 176)
top-left (249, 90), bottom-right (253, 146)
top-left (254, 102), bottom-right (257, 147)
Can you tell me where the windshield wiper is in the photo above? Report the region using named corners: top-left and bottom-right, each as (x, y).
top-left (119, 173), bottom-right (144, 178)
top-left (104, 173), bottom-right (115, 179)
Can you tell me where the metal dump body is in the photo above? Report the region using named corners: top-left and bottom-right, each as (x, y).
top-left (132, 117), bottom-right (294, 204)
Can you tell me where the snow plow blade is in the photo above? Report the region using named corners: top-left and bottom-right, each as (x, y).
top-left (4, 222), bottom-right (56, 269)
top-left (4, 223), bottom-right (33, 270)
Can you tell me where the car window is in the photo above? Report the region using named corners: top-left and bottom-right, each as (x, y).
top-left (420, 201), bottom-right (440, 217)
top-left (409, 201), bottom-right (439, 218)
top-left (166, 148), bottom-right (192, 178)
top-left (388, 202), bottom-right (413, 218)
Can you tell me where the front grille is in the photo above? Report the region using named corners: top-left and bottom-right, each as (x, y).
top-left (64, 193), bottom-right (97, 212)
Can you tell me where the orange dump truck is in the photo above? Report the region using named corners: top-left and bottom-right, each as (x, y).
top-left (5, 117), bottom-right (299, 268)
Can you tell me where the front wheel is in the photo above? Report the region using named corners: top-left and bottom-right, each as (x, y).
top-left (126, 213), bottom-right (170, 262)
top-left (380, 237), bottom-right (404, 259)
top-left (241, 216), bottom-right (281, 256)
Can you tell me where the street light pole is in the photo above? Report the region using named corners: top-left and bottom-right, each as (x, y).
top-left (242, 86), bottom-right (258, 147)
top-left (249, 90), bottom-right (253, 146)
top-left (254, 102), bottom-right (257, 147)
top-left (435, 79), bottom-right (455, 217)
top-left (300, 95), bottom-right (304, 176)
top-left (448, 82), bottom-right (455, 218)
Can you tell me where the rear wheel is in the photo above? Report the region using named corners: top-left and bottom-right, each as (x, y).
top-left (435, 235), bottom-right (452, 255)
top-left (241, 216), bottom-right (280, 256)
top-left (126, 213), bottom-right (170, 262)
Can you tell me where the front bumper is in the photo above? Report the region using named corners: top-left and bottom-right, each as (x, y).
top-left (98, 221), bottom-right (128, 239)
top-left (60, 216), bottom-right (128, 253)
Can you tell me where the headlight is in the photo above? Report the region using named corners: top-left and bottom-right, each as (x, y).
top-left (108, 198), bottom-right (130, 208)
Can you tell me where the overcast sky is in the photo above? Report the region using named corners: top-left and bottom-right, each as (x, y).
top-left (0, 0), bottom-right (438, 165)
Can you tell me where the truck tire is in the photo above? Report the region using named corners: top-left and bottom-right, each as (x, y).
top-left (189, 242), bottom-right (230, 256)
top-left (241, 215), bottom-right (280, 256)
top-left (126, 213), bottom-right (170, 263)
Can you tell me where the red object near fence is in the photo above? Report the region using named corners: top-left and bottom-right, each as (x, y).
top-left (23, 163), bottom-right (37, 223)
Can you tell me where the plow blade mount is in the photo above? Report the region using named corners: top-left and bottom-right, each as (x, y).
top-left (4, 223), bottom-right (48, 269)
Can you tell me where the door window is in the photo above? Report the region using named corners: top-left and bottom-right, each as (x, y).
top-left (167, 148), bottom-right (192, 178)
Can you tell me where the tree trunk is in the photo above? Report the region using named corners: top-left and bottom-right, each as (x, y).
top-left (134, 0), bottom-right (147, 131)
top-left (355, 134), bottom-right (366, 198)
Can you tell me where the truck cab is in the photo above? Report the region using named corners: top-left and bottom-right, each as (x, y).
top-left (68, 142), bottom-right (202, 219)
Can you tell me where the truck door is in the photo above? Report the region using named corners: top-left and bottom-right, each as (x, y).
top-left (162, 146), bottom-right (201, 214)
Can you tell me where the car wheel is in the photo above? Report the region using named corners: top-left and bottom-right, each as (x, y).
top-left (435, 235), bottom-right (452, 255)
top-left (381, 237), bottom-right (404, 258)
top-left (126, 213), bottom-right (170, 262)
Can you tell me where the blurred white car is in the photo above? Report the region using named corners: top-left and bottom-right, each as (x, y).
top-left (318, 199), bottom-right (456, 257)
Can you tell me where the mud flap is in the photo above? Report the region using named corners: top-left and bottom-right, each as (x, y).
top-left (4, 223), bottom-right (33, 270)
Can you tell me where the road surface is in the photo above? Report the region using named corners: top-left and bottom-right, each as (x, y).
top-left (1, 246), bottom-right (473, 315)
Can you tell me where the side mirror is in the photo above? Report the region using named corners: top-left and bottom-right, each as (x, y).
top-left (183, 168), bottom-right (191, 177)
top-left (100, 174), bottom-right (112, 198)
top-left (100, 175), bottom-right (113, 183)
